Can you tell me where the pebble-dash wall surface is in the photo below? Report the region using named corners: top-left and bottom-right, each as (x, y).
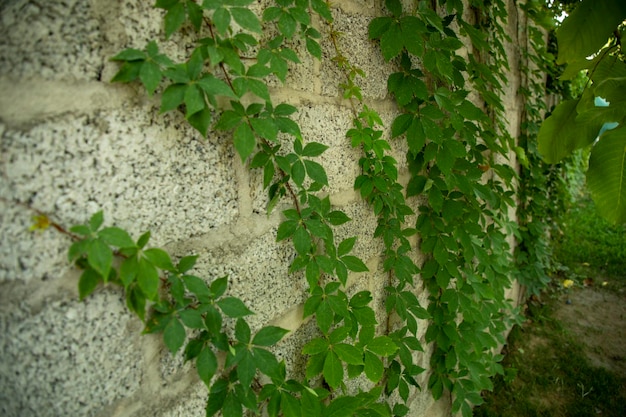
top-left (0, 1), bottom-right (531, 416)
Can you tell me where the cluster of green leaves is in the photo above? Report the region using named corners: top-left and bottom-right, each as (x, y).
top-left (326, 13), bottom-right (430, 412)
top-left (514, 0), bottom-right (571, 296)
top-left (101, 1), bottom-right (411, 416)
top-left (537, 0), bottom-right (626, 223)
top-left (111, 0), bottom-right (326, 153)
top-left (346, 108), bottom-right (430, 403)
top-left (367, 1), bottom-right (523, 415)
top-left (69, 212), bottom-right (294, 417)
top-left (65, 0), bottom-right (573, 416)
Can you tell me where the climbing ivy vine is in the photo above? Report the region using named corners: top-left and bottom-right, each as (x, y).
top-left (27, 0), bottom-right (572, 416)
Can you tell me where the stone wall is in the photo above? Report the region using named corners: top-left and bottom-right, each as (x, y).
top-left (0, 1), bottom-right (530, 416)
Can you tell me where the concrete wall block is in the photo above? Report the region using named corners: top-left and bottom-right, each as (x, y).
top-left (0, 0), bottom-right (527, 415)
top-left (191, 231), bottom-right (305, 331)
top-left (0, 0), bottom-right (105, 81)
top-left (0, 292), bottom-right (144, 417)
top-left (114, 1), bottom-right (198, 65)
top-left (295, 104), bottom-right (359, 193)
top-left (0, 109), bottom-right (239, 249)
top-left (157, 382), bottom-right (208, 417)
top-left (320, 9), bottom-right (392, 100)
top-left (0, 202), bottom-right (72, 283)
top-left (331, 201), bottom-right (384, 262)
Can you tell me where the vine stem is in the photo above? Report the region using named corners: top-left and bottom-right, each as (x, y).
top-left (204, 17), bottom-right (302, 215)
top-left (0, 196), bottom-right (80, 240)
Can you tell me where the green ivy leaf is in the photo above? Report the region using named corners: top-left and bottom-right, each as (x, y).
top-left (323, 351), bottom-right (343, 389)
top-left (69, 225), bottom-right (91, 238)
top-left (143, 248), bottom-right (176, 271)
top-left (164, 317), bottom-right (186, 354)
top-left (89, 211), bottom-right (104, 231)
top-left (87, 238), bottom-right (112, 280)
top-left (187, 0), bottom-right (203, 29)
top-left (281, 392), bottom-right (302, 417)
top-left (160, 84), bottom-right (186, 113)
top-left (250, 117), bottom-right (279, 142)
top-left (302, 142), bottom-right (329, 157)
top-left (262, 6), bottom-right (281, 21)
top-left (237, 350), bottom-right (256, 388)
top-left (197, 74), bottom-right (236, 98)
top-left (138, 257), bottom-right (160, 300)
top-left (327, 211), bottom-right (351, 225)
top-left (369, 17), bottom-right (392, 39)
top-left (126, 285), bottom-right (147, 321)
top-left (306, 38), bottom-right (322, 59)
top-left (334, 343), bottom-right (363, 365)
top-left (248, 78), bottom-right (271, 102)
top-left (316, 300), bottom-right (333, 334)
top-left (235, 317), bottom-right (251, 344)
top-left (367, 336), bottom-right (397, 356)
top-left (234, 123), bottom-right (256, 161)
top-left (111, 48), bottom-right (145, 61)
top-left (177, 255), bottom-right (198, 273)
top-left (120, 255), bottom-right (139, 287)
top-left (350, 291), bottom-right (372, 308)
top-left (363, 350), bottom-right (384, 382)
top-left (302, 337), bottom-right (330, 355)
top-left (186, 52), bottom-right (204, 82)
top-left (304, 160), bottom-right (328, 185)
top-left (278, 12), bottom-right (297, 38)
top-left (290, 159), bottom-right (305, 186)
top-left (311, 0), bottom-right (333, 22)
top-left (341, 255), bottom-right (368, 272)
top-left (98, 227), bottom-right (136, 248)
top-left (164, 2), bottom-right (186, 38)
top-left (337, 237), bottom-right (357, 257)
top-left (391, 114), bottom-right (412, 138)
top-left (231, 7), bottom-right (262, 33)
top-left (184, 84), bottom-right (205, 118)
top-left (218, 297), bottom-right (254, 317)
top-left (204, 305), bottom-right (223, 335)
top-left (139, 61), bottom-right (161, 95)
top-left (211, 276), bottom-right (229, 298)
top-left (179, 309), bottom-right (205, 329)
top-left (78, 268), bottom-right (101, 300)
top-left (111, 61), bottom-right (142, 83)
top-left (197, 346), bottom-right (218, 386)
top-left (183, 275), bottom-right (211, 300)
top-left (253, 347), bottom-right (281, 379)
top-left (252, 326), bottom-right (289, 346)
top-left (293, 226), bottom-right (312, 255)
top-left (213, 7), bottom-right (231, 35)
top-left (380, 22), bottom-right (403, 61)
top-left (325, 396), bottom-right (360, 417)
top-left (188, 106), bottom-right (212, 137)
top-left (277, 219), bottom-right (298, 241)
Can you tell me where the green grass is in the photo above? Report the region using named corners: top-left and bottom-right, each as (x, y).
top-left (553, 196), bottom-right (626, 279)
top-left (475, 194), bottom-right (626, 416)
top-left (474, 300), bottom-right (626, 417)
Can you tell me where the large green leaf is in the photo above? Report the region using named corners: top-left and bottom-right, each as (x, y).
top-left (587, 127), bottom-right (626, 223)
top-left (537, 99), bottom-right (602, 163)
top-left (593, 78), bottom-right (626, 125)
top-left (556, 0), bottom-right (626, 65)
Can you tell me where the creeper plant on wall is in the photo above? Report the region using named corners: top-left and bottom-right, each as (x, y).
top-left (25, 0), bottom-right (570, 416)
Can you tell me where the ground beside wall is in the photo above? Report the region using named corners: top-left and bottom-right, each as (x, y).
top-left (0, 1), bottom-right (528, 416)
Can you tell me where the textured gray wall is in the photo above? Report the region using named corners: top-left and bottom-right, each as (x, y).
top-left (0, 0), bottom-right (529, 416)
